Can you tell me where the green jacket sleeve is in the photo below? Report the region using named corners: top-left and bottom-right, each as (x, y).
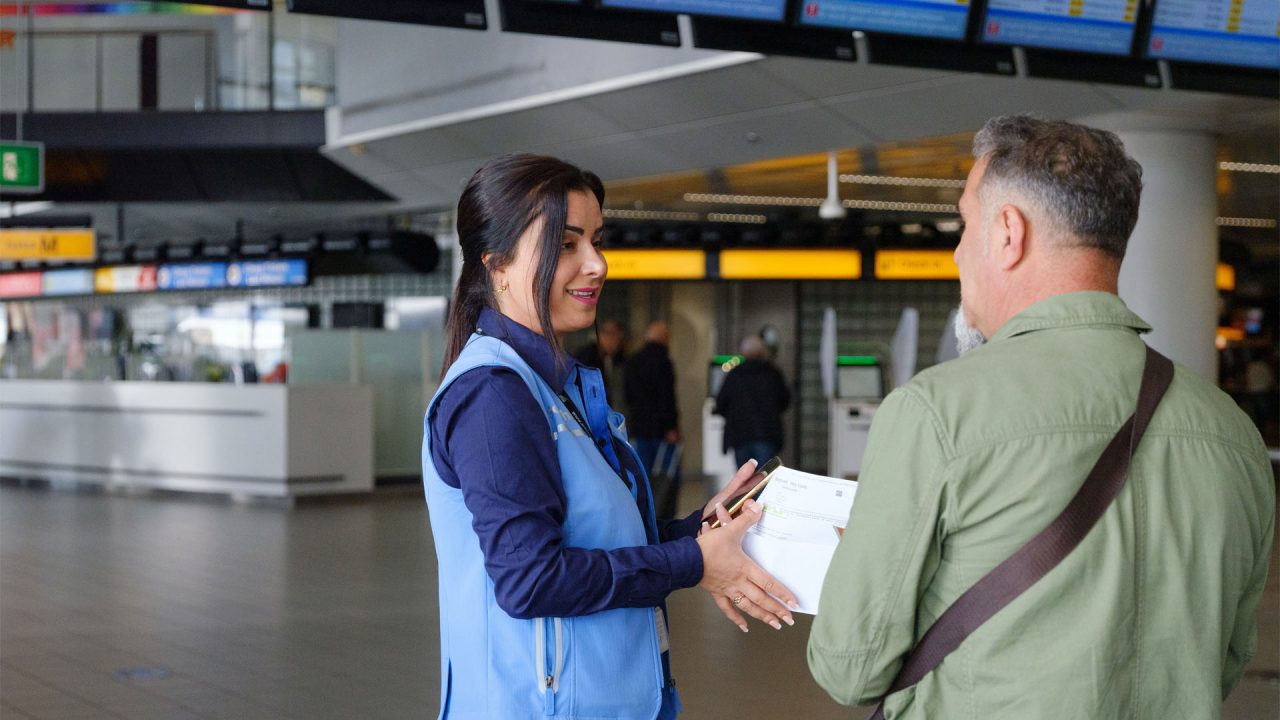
top-left (807, 387), bottom-right (953, 706)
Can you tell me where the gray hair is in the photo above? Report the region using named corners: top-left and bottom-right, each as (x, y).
top-left (972, 115), bottom-right (1143, 259)
top-left (739, 334), bottom-right (766, 358)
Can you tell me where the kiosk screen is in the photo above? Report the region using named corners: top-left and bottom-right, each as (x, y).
top-left (798, 0), bottom-right (971, 40)
top-left (981, 0), bottom-right (1139, 56)
top-left (1147, 0), bottom-right (1279, 69)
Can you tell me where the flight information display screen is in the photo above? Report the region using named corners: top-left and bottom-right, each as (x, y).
top-left (600, 0), bottom-right (787, 21)
top-left (797, 0), bottom-right (972, 40)
top-left (982, 0), bottom-right (1139, 56)
top-left (1147, 0), bottom-right (1280, 69)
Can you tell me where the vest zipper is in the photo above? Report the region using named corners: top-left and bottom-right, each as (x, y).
top-left (536, 617), bottom-right (564, 715)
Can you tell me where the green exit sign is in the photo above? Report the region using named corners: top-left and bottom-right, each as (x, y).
top-left (0, 141), bottom-right (44, 194)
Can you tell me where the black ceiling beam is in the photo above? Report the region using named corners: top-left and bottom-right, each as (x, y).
top-left (0, 111), bottom-right (327, 151)
top-left (0, 112), bottom-right (390, 202)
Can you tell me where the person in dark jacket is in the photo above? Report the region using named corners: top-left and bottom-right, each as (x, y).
top-left (714, 334), bottom-right (790, 468)
top-left (624, 320), bottom-right (680, 469)
top-left (572, 319), bottom-right (627, 414)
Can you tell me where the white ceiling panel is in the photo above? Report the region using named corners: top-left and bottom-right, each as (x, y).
top-left (362, 126), bottom-right (492, 172)
top-left (317, 47), bottom-right (1275, 218)
top-left (824, 75), bottom-right (1125, 142)
top-left (639, 102), bottom-right (874, 169)
top-left (447, 101), bottom-right (632, 154)
top-left (755, 56), bottom-right (956, 99)
top-left (541, 133), bottom-right (689, 182)
top-left (322, 144), bottom-right (407, 188)
top-left (1090, 84), bottom-right (1280, 133)
top-left (580, 63), bottom-right (806, 132)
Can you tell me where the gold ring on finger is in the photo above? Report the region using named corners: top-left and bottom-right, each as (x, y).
top-left (732, 593), bottom-right (744, 607)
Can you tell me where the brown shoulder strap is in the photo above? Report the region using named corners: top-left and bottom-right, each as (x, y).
top-left (869, 346), bottom-right (1175, 720)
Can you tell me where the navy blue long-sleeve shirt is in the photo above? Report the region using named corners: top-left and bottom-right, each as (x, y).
top-left (428, 309), bottom-right (704, 619)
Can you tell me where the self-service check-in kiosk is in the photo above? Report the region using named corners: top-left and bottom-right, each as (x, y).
top-left (827, 358), bottom-right (884, 479)
top-left (824, 307), bottom-right (919, 479)
top-left (702, 354), bottom-right (741, 495)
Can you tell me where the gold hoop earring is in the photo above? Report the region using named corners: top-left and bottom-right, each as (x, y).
top-left (495, 282), bottom-right (508, 295)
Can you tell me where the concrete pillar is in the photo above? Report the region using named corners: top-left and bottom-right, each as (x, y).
top-left (1090, 114), bottom-right (1219, 380)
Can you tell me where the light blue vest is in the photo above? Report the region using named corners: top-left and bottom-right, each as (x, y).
top-left (423, 334), bottom-right (676, 719)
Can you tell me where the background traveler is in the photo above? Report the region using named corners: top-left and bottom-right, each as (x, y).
top-left (625, 320), bottom-right (682, 517)
top-left (713, 334), bottom-right (791, 468)
top-left (573, 318), bottom-right (628, 414)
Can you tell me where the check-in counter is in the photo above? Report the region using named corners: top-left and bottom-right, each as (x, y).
top-left (0, 380), bottom-right (373, 498)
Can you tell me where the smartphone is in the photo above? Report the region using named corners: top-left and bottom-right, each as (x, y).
top-left (701, 456), bottom-right (783, 528)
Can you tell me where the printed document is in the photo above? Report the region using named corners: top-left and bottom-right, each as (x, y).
top-left (742, 466), bottom-right (857, 614)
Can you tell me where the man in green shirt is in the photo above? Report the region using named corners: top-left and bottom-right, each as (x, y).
top-left (808, 115), bottom-right (1275, 719)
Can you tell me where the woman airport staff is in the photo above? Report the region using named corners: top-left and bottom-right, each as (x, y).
top-left (421, 153), bottom-right (797, 719)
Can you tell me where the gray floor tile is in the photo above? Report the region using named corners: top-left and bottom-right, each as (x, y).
top-left (2, 482), bottom-right (1275, 720)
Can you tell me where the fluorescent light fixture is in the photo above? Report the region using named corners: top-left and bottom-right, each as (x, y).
top-left (839, 174), bottom-right (965, 188)
top-left (684, 193), bottom-right (820, 207)
top-left (603, 208), bottom-right (701, 222)
top-left (706, 213), bottom-right (767, 224)
top-left (0, 201), bottom-right (54, 219)
top-left (846, 199), bottom-right (957, 213)
top-left (1216, 217), bottom-right (1278, 228)
top-left (683, 192), bottom-right (958, 214)
top-left (1218, 162), bottom-right (1280, 174)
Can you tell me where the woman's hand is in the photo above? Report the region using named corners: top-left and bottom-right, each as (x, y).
top-left (696, 498), bottom-right (798, 632)
top-left (698, 459), bottom-right (760, 530)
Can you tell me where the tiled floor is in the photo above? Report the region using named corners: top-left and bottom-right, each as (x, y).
top-left (1, 480), bottom-right (1276, 720)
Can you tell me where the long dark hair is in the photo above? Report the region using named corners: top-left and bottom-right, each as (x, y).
top-left (442, 153), bottom-right (605, 378)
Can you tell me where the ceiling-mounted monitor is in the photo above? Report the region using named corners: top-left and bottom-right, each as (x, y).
top-left (600, 0), bottom-right (787, 22)
top-left (692, 16), bottom-right (857, 60)
top-left (181, 0), bottom-right (270, 9)
top-left (500, 0), bottom-right (681, 45)
top-left (1146, 0), bottom-right (1279, 70)
top-left (981, 0), bottom-right (1140, 56)
top-left (286, 0), bottom-right (486, 30)
top-left (797, 0), bottom-right (973, 41)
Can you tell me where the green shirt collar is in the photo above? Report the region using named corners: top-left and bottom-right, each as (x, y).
top-left (991, 291), bottom-right (1153, 343)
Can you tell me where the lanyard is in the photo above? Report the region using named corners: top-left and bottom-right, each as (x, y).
top-left (558, 390), bottom-right (632, 491)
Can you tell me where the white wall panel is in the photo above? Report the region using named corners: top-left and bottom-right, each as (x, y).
top-left (158, 33), bottom-right (209, 111)
top-left (32, 35), bottom-right (96, 110)
top-left (100, 34), bottom-right (140, 110)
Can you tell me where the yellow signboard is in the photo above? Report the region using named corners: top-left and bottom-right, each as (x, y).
top-left (0, 229), bottom-right (96, 261)
top-left (719, 249), bottom-right (861, 279)
top-left (1216, 263), bottom-right (1235, 292)
top-left (875, 250), bottom-right (959, 280)
top-left (603, 249), bottom-right (705, 280)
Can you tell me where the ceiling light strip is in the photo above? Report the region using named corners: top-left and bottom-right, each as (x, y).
top-left (684, 193), bottom-right (821, 207)
top-left (1216, 217), bottom-right (1278, 228)
top-left (684, 193), bottom-right (957, 214)
top-left (1218, 162), bottom-right (1280, 174)
top-left (706, 213), bottom-right (768, 224)
top-left (603, 209), bottom-right (701, 222)
top-left (844, 199), bottom-right (958, 213)
top-left (839, 174), bottom-right (966, 188)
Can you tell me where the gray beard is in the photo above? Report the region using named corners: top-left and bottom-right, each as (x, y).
top-left (954, 304), bottom-right (988, 356)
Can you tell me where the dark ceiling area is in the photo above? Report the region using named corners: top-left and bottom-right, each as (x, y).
top-left (0, 112), bottom-right (392, 204)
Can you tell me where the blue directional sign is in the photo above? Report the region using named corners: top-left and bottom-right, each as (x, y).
top-left (41, 268), bottom-right (95, 296)
top-left (226, 260), bottom-right (309, 288)
top-left (156, 262), bottom-right (229, 291)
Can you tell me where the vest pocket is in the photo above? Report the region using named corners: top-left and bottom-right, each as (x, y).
top-left (534, 616), bottom-right (564, 715)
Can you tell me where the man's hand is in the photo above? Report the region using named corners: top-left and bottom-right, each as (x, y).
top-left (696, 498), bottom-right (798, 632)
